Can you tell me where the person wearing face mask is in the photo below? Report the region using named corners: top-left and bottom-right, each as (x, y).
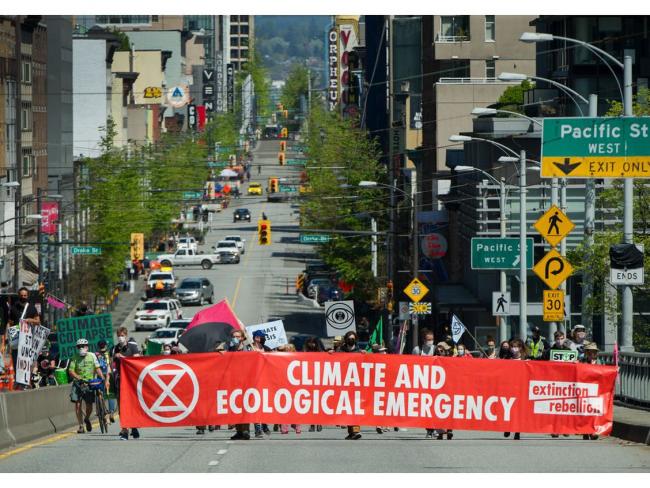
top-left (68, 338), bottom-right (105, 434)
top-left (498, 340), bottom-right (511, 359)
top-left (111, 327), bottom-right (141, 440)
top-left (526, 326), bottom-right (550, 360)
top-left (303, 337), bottom-right (323, 432)
top-left (95, 340), bottom-right (115, 423)
top-left (542, 330), bottom-right (576, 361)
top-left (571, 325), bottom-right (588, 360)
top-left (412, 329), bottom-right (436, 356)
top-left (503, 338), bottom-right (528, 440)
top-left (432, 342), bottom-right (453, 440)
top-left (162, 344), bottom-right (172, 355)
top-left (75, 301), bottom-right (93, 317)
top-left (455, 343), bottom-right (472, 358)
top-left (218, 329), bottom-right (252, 439)
top-left (329, 330), bottom-right (366, 439)
top-left (484, 337), bottom-right (498, 359)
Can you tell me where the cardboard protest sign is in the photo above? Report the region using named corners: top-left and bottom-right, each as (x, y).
top-left (56, 314), bottom-right (113, 360)
top-left (245, 320), bottom-right (288, 350)
top-left (16, 324), bottom-right (50, 385)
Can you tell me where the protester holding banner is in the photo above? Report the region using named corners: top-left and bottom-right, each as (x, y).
top-left (8, 288), bottom-right (41, 383)
top-left (456, 343), bottom-right (471, 359)
top-left (112, 327), bottom-right (141, 441)
top-left (542, 330), bottom-right (575, 361)
top-left (484, 337), bottom-right (498, 359)
top-left (434, 342), bottom-right (453, 440)
top-left (304, 337), bottom-right (324, 433)
top-left (504, 338), bottom-right (528, 440)
top-left (331, 331), bottom-right (365, 440)
top-left (222, 329), bottom-right (252, 440)
top-left (572, 325), bottom-right (588, 360)
top-left (498, 340), bottom-right (511, 359)
top-left (68, 338), bottom-right (105, 434)
top-left (252, 330), bottom-right (273, 438)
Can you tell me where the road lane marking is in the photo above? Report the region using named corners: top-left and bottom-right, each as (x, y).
top-left (208, 460), bottom-right (219, 466)
top-left (232, 202), bottom-right (267, 309)
top-left (231, 276), bottom-right (243, 308)
top-left (217, 449), bottom-right (228, 455)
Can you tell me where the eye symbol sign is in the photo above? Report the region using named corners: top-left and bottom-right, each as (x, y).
top-left (325, 302), bottom-right (355, 330)
top-left (137, 359), bottom-right (199, 423)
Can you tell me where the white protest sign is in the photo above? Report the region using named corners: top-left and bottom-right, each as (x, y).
top-left (16, 323), bottom-right (51, 385)
top-left (245, 320), bottom-right (288, 350)
top-left (450, 314), bottom-right (466, 344)
top-left (324, 300), bottom-right (356, 337)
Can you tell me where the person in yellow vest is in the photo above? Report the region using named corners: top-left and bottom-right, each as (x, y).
top-left (526, 326), bottom-right (549, 360)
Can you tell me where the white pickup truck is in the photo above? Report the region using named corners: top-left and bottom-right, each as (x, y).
top-left (157, 248), bottom-right (221, 270)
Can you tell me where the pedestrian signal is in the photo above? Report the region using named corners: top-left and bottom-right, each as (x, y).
top-left (258, 220), bottom-right (271, 246)
top-left (280, 141), bottom-right (286, 151)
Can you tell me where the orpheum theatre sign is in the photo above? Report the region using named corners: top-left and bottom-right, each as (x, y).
top-left (327, 27), bottom-right (338, 111)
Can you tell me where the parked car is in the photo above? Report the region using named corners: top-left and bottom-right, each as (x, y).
top-left (213, 240), bottom-right (241, 264)
top-left (177, 236), bottom-right (198, 252)
top-left (157, 249), bottom-right (221, 270)
top-left (317, 286), bottom-right (344, 305)
top-left (247, 182), bottom-right (263, 195)
top-left (233, 208), bottom-right (251, 223)
top-left (307, 278), bottom-right (333, 298)
top-left (135, 299), bottom-right (183, 331)
top-left (224, 235), bottom-right (246, 254)
top-left (146, 327), bottom-right (184, 347)
top-left (176, 277), bottom-right (214, 305)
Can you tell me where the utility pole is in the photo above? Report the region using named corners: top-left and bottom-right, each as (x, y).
top-left (582, 94), bottom-right (598, 333)
top-left (13, 17), bottom-right (22, 293)
top-left (387, 15), bottom-right (396, 311)
top-left (371, 218), bottom-right (377, 278)
top-left (621, 55), bottom-right (634, 351)
top-left (519, 149), bottom-right (528, 341)
top-left (499, 177), bottom-right (507, 342)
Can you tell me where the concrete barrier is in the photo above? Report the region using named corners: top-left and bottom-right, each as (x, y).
top-left (0, 385), bottom-right (78, 450)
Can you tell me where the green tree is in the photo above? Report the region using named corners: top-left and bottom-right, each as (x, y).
top-left (496, 80), bottom-right (534, 114)
top-left (280, 64), bottom-right (309, 113)
top-left (301, 106), bottom-right (386, 301)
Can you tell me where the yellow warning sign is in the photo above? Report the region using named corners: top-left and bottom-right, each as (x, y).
top-left (533, 205), bottom-right (575, 248)
top-left (543, 289), bottom-right (565, 322)
top-left (403, 278), bottom-right (429, 303)
top-left (533, 249), bottom-right (574, 290)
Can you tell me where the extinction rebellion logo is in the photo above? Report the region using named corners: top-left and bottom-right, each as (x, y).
top-left (528, 380), bottom-right (603, 416)
top-left (137, 359), bottom-right (200, 423)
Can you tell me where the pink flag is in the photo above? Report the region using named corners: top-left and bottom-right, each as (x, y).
top-left (47, 295), bottom-right (66, 310)
top-left (613, 341), bottom-right (619, 367)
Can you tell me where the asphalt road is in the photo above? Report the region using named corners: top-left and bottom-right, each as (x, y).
top-left (2, 140), bottom-right (648, 472)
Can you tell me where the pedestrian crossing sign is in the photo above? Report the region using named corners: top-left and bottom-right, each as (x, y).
top-left (533, 205), bottom-right (574, 248)
top-left (404, 278), bottom-right (429, 303)
top-left (492, 291), bottom-right (511, 316)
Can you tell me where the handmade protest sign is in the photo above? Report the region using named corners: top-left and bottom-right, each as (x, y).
top-left (56, 314), bottom-right (113, 360)
top-left (245, 320), bottom-right (288, 350)
top-left (16, 324), bottom-right (51, 385)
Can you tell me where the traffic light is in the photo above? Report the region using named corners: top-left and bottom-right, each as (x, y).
top-left (280, 140), bottom-right (286, 151)
top-left (268, 178), bottom-right (279, 193)
top-left (258, 219), bottom-right (271, 245)
top-left (280, 127), bottom-right (288, 139)
top-left (278, 152), bottom-right (285, 165)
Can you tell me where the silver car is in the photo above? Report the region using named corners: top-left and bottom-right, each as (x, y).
top-left (176, 277), bottom-right (214, 305)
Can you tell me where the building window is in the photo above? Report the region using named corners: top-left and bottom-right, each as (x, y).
top-left (22, 61), bottom-right (31, 84)
top-left (230, 25), bottom-right (238, 34)
top-left (240, 25), bottom-right (249, 35)
top-left (22, 151), bottom-right (32, 177)
top-left (21, 107), bottom-right (31, 131)
top-left (231, 15), bottom-right (239, 22)
top-left (230, 49), bottom-right (239, 59)
top-left (485, 15), bottom-right (495, 42)
top-left (230, 36), bottom-right (239, 47)
top-left (240, 49), bottom-right (249, 59)
top-left (485, 59), bottom-right (495, 78)
top-left (240, 37), bottom-right (249, 47)
top-left (240, 15), bottom-right (249, 23)
top-left (96, 15), bottom-right (151, 25)
top-left (152, 15), bottom-right (159, 23)
top-left (439, 16), bottom-right (470, 42)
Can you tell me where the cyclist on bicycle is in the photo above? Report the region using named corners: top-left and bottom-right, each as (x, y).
top-left (96, 340), bottom-right (116, 423)
top-left (68, 338), bottom-right (105, 434)
top-left (33, 341), bottom-right (57, 387)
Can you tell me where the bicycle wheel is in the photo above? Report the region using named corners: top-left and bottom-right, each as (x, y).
top-left (96, 392), bottom-right (108, 434)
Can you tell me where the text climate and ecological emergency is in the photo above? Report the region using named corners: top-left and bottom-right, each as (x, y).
top-left (120, 353), bottom-right (616, 434)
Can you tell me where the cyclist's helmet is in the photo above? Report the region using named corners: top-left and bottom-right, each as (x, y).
top-left (76, 338), bottom-right (89, 347)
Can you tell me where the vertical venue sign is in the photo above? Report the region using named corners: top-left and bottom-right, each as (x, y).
top-left (327, 27), bottom-right (339, 111)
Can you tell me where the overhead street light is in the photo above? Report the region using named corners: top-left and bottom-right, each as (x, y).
top-left (498, 72), bottom-right (588, 113)
top-left (471, 107), bottom-right (542, 127)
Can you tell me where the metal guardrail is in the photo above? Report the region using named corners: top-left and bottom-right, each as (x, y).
top-left (600, 352), bottom-right (650, 408)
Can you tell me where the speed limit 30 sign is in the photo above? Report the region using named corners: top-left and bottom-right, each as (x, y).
top-left (543, 290), bottom-right (565, 322)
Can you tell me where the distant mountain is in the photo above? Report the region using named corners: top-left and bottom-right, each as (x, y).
top-left (254, 15), bottom-right (330, 82)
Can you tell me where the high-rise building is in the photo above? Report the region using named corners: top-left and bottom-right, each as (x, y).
top-left (228, 15), bottom-right (253, 71)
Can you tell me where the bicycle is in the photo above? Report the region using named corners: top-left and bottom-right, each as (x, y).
top-left (88, 378), bottom-right (109, 434)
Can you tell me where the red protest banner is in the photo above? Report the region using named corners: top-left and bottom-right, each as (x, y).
top-left (119, 352), bottom-right (616, 435)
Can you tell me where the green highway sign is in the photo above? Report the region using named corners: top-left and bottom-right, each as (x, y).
top-left (279, 184), bottom-right (298, 193)
top-left (71, 246), bottom-right (102, 256)
top-left (287, 159), bottom-right (307, 166)
top-left (541, 117), bottom-right (650, 178)
top-left (299, 234), bottom-right (331, 244)
top-left (183, 191), bottom-right (203, 200)
top-left (471, 238), bottom-right (534, 270)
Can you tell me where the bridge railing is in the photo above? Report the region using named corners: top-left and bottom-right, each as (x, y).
top-left (600, 352), bottom-right (650, 408)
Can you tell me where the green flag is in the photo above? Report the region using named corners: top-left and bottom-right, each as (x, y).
top-left (366, 317), bottom-right (383, 351)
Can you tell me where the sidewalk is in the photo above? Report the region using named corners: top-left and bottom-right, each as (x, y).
top-left (613, 404), bottom-right (650, 445)
top-left (107, 279), bottom-right (145, 330)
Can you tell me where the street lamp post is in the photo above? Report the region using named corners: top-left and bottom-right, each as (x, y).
top-left (455, 165), bottom-right (509, 342)
top-left (450, 135), bottom-right (529, 340)
top-left (519, 31), bottom-right (635, 350)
